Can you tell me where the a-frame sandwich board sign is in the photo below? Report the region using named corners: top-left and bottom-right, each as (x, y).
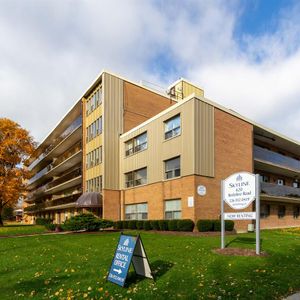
top-left (107, 233), bottom-right (153, 287)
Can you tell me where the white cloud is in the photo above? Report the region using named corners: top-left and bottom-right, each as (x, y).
top-left (0, 0), bottom-right (299, 142)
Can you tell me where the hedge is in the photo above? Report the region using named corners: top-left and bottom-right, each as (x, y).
top-left (197, 219), bottom-right (235, 232)
top-left (177, 219), bottom-right (195, 232)
top-left (168, 220), bottom-right (178, 231)
top-left (143, 220), bottom-right (151, 230)
top-left (150, 220), bottom-right (160, 230)
top-left (136, 220), bottom-right (144, 230)
top-left (36, 218), bottom-right (53, 225)
top-left (128, 220), bottom-right (137, 230)
top-left (158, 220), bottom-right (168, 231)
top-left (45, 223), bottom-right (56, 231)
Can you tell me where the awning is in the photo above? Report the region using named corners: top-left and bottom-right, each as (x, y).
top-left (75, 192), bottom-right (102, 208)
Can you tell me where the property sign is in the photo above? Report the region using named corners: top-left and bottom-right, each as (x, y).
top-left (224, 212), bottom-right (256, 220)
top-left (223, 172), bottom-right (256, 209)
top-left (221, 172), bottom-right (261, 255)
top-left (107, 233), bottom-right (153, 287)
top-left (197, 185), bottom-right (206, 196)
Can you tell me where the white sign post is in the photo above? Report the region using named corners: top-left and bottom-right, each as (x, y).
top-left (221, 172), bottom-right (260, 255)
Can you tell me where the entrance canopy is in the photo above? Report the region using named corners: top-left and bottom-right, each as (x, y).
top-left (75, 192), bottom-right (102, 208)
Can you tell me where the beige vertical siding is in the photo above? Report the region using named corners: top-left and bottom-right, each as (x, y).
top-left (120, 99), bottom-right (197, 188)
top-left (103, 72), bottom-right (124, 189)
top-left (194, 100), bottom-right (214, 177)
top-left (182, 81), bottom-right (204, 98)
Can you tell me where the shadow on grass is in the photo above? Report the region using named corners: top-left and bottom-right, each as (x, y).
top-left (226, 237), bottom-right (262, 248)
top-left (125, 260), bottom-right (174, 286)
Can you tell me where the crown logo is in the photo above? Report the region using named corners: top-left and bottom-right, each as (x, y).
top-left (236, 175), bottom-right (243, 181)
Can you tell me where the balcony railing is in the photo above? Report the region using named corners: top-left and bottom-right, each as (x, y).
top-left (28, 115), bottom-right (82, 170)
top-left (27, 166), bottom-right (48, 185)
top-left (261, 182), bottom-right (300, 198)
top-left (254, 145), bottom-right (300, 172)
top-left (46, 168), bottom-right (82, 190)
top-left (26, 184), bottom-right (48, 201)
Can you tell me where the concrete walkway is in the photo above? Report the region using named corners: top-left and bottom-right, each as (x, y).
top-left (285, 293), bottom-right (300, 300)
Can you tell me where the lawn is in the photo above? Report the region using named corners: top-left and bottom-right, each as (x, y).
top-left (0, 224), bottom-right (47, 236)
top-left (0, 230), bottom-right (300, 299)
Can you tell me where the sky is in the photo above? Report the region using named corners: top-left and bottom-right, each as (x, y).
top-left (0, 0), bottom-right (300, 143)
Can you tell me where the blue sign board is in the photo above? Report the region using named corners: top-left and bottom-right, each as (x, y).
top-left (107, 233), bottom-right (153, 287)
top-left (107, 234), bottom-right (138, 287)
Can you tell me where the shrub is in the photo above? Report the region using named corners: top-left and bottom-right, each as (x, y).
top-left (150, 220), bottom-right (160, 230)
top-left (225, 220), bottom-right (234, 231)
top-left (45, 223), bottom-right (56, 231)
top-left (123, 220), bottom-right (130, 229)
top-left (62, 213), bottom-right (112, 232)
top-left (128, 220), bottom-right (137, 230)
top-left (158, 220), bottom-right (168, 231)
top-left (136, 220), bottom-right (144, 230)
top-left (197, 220), bottom-right (213, 232)
top-left (213, 220), bottom-right (221, 231)
top-left (143, 220), bottom-right (151, 231)
top-left (168, 220), bottom-right (178, 231)
top-left (36, 218), bottom-right (53, 225)
top-left (114, 221), bottom-right (123, 230)
top-left (177, 219), bottom-right (195, 232)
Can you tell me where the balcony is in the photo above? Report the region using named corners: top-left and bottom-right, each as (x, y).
top-left (27, 166), bottom-right (49, 186)
top-left (28, 115), bottom-right (82, 172)
top-left (254, 145), bottom-right (300, 176)
top-left (45, 175), bottom-right (82, 195)
top-left (26, 184), bottom-right (49, 202)
top-left (261, 182), bottom-right (300, 202)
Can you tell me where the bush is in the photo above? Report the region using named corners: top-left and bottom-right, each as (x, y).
top-left (45, 223), bottom-right (56, 231)
top-left (143, 220), bottom-right (151, 231)
top-left (150, 220), bottom-right (160, 230)
top-left (197, 220), bottom-right (213, 232)
top-left (213, 220), bottom-right (221, 231)
top-left (168, 220), bottom-right (178, 231)
top-left (158, 220), bottom-right (168, 231)
top-left (123, 220), bottom-right (130, 229)
top-left (128, 220), bottom-right (137, 230)
top-left (36, 218), bottom-right (53, 225)
top-left (136, 220), bottom-right (144, 230)
top-left (62, 213), bottom-right (112, 232)
top-left (177, 219), bottom-right (195, 232)
top-left (225, 220), bottom-right (234, 231)
top-left (114, 221), bottom-right (123, 230)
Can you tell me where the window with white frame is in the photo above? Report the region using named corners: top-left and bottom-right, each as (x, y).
top-left (165, 199), bottom-right (181, 219)
top-left (260, 175), bottom-right (270, 183)
top-left (86, 87), bottom-right (102, 116)
top-left (277, 179), bottom-right (285, 186)
top-left (164, 114), bottom-right (180, 140)
top-left (125, 132), bottom-right (147, 156)
top-left (125, 167), bottom-right (147, 188)
top-left (165, 156), bottom-right (180, 179)
top-left (260, 204), bottom-right (270, 218)
top-left (86, 146), bottom-right (102, 169)
top-left (86, 176), bottom-right (102, 192)
top-left (125, 203), bottom-right (148, 220)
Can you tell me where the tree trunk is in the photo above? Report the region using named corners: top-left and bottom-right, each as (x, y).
top-left (0, 206), bottom-right (3, 227)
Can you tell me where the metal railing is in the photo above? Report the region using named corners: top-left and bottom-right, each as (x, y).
top-left (254, 145), bottom-right (300, 172)
top-left (261, 182), bottom-right (300, 198)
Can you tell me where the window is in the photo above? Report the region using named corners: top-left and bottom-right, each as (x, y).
top-left (260, 175), bottom-right (270, 183)
top-left (278, 205), bottom-right (286, 218)
top-left (125, 132), bottom-right (147, 156)
top-left (165, 199), bottom-right (181, 219)
top-left (86, 176), bottom-right (102, 192)
top-left (164, 114), bottom-right (180, 140)
top-left (277, 179), bottom-right (285, 186)
top-left (86, 88), bottom-right (102, 116)
top-left (86, 117), bottom-right (102, 142)
top-left (165, 157), bottom-right (180, 179)
top-left (125, 167), bottom-right (147, 188)
top-left (86, 147), bottom-right (102, 169)
top-left (293, 181), bottom-right (299, 188)
top-left (125, 203), bottom-right (148, 220)
top-left (260, 204), bottom-right (270, 218)
top-left (294, 206), bottom-right (300, 219)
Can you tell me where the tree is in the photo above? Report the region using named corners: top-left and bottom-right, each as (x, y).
top-left (0, 118), bottom-right (35, 226)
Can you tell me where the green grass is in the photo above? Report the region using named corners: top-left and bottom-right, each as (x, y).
top-left (0, 230), bottom-right (300, 299)
top-left (0, 225), bottom-right (47, 236)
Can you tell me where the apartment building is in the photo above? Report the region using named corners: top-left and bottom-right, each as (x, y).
top-left (24, 71), bottom-right (300, 231)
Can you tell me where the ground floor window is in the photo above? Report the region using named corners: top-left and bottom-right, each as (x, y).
top-left (125, 203), bottom-right (148, 220)
top-left (294, 206), bottom-right (300, 219)
top-left (278, 205), bottom-right (286, 218)
top-left (260, 204), bottom-right (270, 218)
top-left (165, 199), bottom-right (181, 219)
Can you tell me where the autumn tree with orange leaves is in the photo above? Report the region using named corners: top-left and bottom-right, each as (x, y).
top-left (0, 118), bottom-right (35, 226)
